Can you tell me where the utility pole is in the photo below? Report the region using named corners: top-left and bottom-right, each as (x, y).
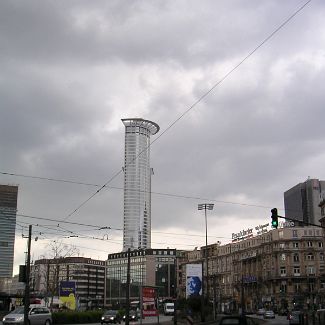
top-left (198, 203), bottom-right (214, 303)
top-left (125, 248), bottom-right (131, 325)
top-left (241, 275), bottom-right (245, 317)
top-left (213, 275), bottom-right (217, 320)
top-left (173, 256), bottom-right (177, 325)
top-left (24, 225), bottom-right (32, 325)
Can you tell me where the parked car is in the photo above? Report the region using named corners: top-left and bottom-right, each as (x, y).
top-left (2, 306), bottom-right (52, 325)
top-left (101, 310), bottom-right (121, 324)
top-left (122, 310), bottom-right (139, 322)
top-left (288, 311), bottom-right (303, 325)
top-left (256, 308), bottom-right (266, 316)
top-left (263, 310), bottom-right (275, 319)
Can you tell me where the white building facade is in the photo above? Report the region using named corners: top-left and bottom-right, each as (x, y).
top-left (121, 118), bottom-right (159, 251)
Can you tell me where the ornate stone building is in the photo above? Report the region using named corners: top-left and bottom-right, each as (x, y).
top-left (179, 226), bottom-right (325, 313)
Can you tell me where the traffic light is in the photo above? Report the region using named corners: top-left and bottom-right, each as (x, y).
top-left (18, 265), bottom-right (26, 282)
top-left (271, 208), bottom-right (278, 229)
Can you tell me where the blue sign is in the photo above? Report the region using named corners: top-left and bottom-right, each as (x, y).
top-left (59, 281), bottom-right (76, 297)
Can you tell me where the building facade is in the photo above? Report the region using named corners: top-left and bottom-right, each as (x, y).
top-left (121, 118), bottom-right (159, 251)
top-left (179, 226), bottom-right (325, 313)
top-left (284, 178), bottom-right (325, 226)
top-left (106, 248), bottom-right (176, 307)
top-left (0, 184), bottom-right (18, 278)
top-left (31, 257), bottom-right (106, 310)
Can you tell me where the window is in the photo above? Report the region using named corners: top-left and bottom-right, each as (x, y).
top-left (293, 254), bottom-right (299, 262)
top-left (307, 266), bottom-right (315, 275)
top-left (307, 253), bottom-right (314, 261)
top-left (293, 242), bottom-right (299, 248)
top-left (280, 283), bottom-right (287, 293)
top-left (319, 242), bottom-right (324, 248)
top-left (280, 267), bottom-right (286, 276)
top-left (292, 230), bottom-right (298, 238)
top-left (294, 283), bottom-right (300, 293)
top-left (293, 267), bottom-right (300, 275)
top-left (307, 241), bottom-right (313, 247)
top-left (280, 254), bottom-right (286, 261)
top-left (279, 243), bottom-right (285, 249)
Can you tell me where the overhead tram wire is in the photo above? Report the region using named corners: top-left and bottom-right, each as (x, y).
top-left (15, 212), bottom-right (233, 243)
top-left (15, 213), bottom-right (119, 230)
top-left (0, 171), bottom-right (100, 187)
top-left (16, 221), bottom-right (205, 248)
top-left (42, 0), bottom-right (310, 222)
top-left (0, 170), bottom-right (304, 213)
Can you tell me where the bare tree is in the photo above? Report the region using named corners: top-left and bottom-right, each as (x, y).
top-left (32, 241), bottom-right (79, 307)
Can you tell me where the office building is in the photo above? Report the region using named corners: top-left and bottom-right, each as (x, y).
top-left (121, 118), bottom-right (159, 251)
top-left (284, 178), bottom-right (325, 226)
top-left (0, 184), bottom-right (18, 278)
top-left (106, 248), bottom-right (176, 307)
top-left (31, 257), bottom-right (106, 310)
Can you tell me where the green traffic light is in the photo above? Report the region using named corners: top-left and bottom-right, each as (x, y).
top-left (271, 208), bottom-right (278, 229)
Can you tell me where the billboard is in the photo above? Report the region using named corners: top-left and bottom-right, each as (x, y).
top-left (59, 281), bottom-right (76, 310)
top-left (186, 264), bottom-right (202, 297)
top-left (142, 286), bottom-right (158, 317)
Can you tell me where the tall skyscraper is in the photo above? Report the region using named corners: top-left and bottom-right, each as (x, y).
top-left (284, 178), bottom-right (325, 226)
top-left (0, 184), bottom-right (18, 277)
top-left (122, 118), bottom-right (159, 251)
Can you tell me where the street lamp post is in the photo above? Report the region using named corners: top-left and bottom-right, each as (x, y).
top-left (198, 203), bottom-right (214, 303)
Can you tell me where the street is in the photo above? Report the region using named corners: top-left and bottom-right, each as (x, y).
top-left (0, 314), bottom-right (292, 325)
top-left (250, 314), bottom-right (288, 324)
top-left (0, 315), bottom-right (174, 325)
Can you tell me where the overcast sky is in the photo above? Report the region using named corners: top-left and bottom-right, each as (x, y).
top-left (1, 0), bottom-right (325, 274)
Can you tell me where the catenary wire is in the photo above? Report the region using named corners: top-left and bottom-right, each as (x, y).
top-left (18, 226), bottom-right (204, 249)
top-left (14, 212), bottom-right (237, 240)
top-left (0, 170), bottom-right (304, 214)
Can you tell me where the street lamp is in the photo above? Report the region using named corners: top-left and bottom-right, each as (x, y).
top-left (198, 203), bottom-right (214, 302)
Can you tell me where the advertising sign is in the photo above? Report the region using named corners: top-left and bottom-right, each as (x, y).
top-left (232, 228), bottom-right (253, 242)
top-left (59, 281), bottom-right (76, 310)
top-left (186, 264), bottom-right (202, 297)
top-left (142, 286), bottom-right (158, 317)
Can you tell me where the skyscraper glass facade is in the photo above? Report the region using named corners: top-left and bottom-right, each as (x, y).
top-left (0, 185), bottom-right (18, 278)
top-left (106, 248), bottom-right (176, 307)
top-left (122, 118), bottom-right (159, 251)
top-left (284, 178), bottom-right (325, 226)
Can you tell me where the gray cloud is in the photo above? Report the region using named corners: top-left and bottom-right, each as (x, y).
top-left (1, 0), bottom-right (325, 270)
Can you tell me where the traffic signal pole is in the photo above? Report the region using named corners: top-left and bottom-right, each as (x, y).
top-left (24, 225), bottom-right (32, 325)
top-left (271, 208), bottom-right (325, 229)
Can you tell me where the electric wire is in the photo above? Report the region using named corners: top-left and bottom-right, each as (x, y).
top-left (16, 219), bottom-right (222, 248)
top-left (14, 212), bottom-right (236, 240)
top-left (0, 170), bottom-right (300, 214)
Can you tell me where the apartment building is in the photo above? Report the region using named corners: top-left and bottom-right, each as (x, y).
top-left (179, 226), bottom-right (325, 313)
